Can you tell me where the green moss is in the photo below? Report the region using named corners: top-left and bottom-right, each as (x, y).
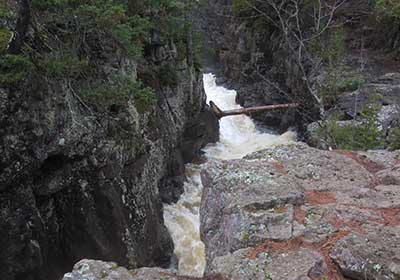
top-left (134, 87), bottom-right (157, 114)
top-left (242, 231), bottom-right (250, 242)
top-left (274, 206), bottom-right (287, 214)
top-left (0, 28), bottom-right (11, 52)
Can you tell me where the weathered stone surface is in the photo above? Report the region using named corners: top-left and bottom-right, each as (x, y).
top-left (330, 225), bottom-right (400, 280)
top-left (209, 247), bottom-right (326, 280)
top-left (200, 158), bottom-right (305, 262)
top-left (200, 143), bottom-right (400, 279)
top-left (63, 259), bottom-right (228, 280)
top-left (63, 260), bottom-right (136, 280)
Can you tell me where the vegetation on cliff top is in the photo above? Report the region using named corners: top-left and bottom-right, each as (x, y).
top-left (0, 0), bottom-right (198, 113)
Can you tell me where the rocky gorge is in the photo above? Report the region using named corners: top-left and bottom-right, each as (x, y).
top-left (63, 142), bottom-right (400, 280)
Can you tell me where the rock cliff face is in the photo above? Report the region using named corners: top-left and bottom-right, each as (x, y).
top-left (0, 2), bottom-right (218, 280)
top-left (200, 143), bottom-right (400, 279)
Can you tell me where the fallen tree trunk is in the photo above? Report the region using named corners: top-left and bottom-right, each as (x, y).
top-left (210, 101), bottom-right (300, 119)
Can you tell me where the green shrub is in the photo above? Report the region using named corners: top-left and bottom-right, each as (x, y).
top-left (81, 75), bottom-right (157, 113)
top-left (158, 64), bottom-right (179, 86)
top-left (241, 231), bottom-right (250, 242)
top-left (134, 86), bottom-right (157, 114)
top-left (338, 77), bottom-right (364, 92)
top-left (231, 0), bottom-right (254, 13)
top-left (388, 128), bottom-right (400, 150)
top-left (376, 0), bottom-right (400, 21)
top-left (0, 55), bottom-right (33, 87)
top-left (319, 104), bottom-right (384, 151)
top-left (40, 52), bottom-right (89, 79)
top-left (32, 0), bottom-right (152, 59)
top-left (0, 28), bottom-right (11, 52)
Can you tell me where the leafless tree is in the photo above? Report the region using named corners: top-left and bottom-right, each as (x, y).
top-left (237, 0), bottom-right (348, 120)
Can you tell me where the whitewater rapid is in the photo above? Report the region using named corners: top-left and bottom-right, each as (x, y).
top-left (163, 73), bottom-right (296, 276)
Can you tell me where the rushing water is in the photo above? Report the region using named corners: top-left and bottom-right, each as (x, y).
top-left (163, 73), bottom-right (296, 276)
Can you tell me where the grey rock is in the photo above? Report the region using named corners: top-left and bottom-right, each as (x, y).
top-left (200, 143), bottom-right (400, 279)
top-left (63, 260), bottom-right (136, 280)
top-left (339, 73), bottom-right (400, 119)
top-left (201, 158), bottom-right (305, 263)
top-left (63, 259), bottom-right (228, 280)
top-left (330, 225), bottom-right (400, 280)
top-left (209, 248), bottom-right (326, 280)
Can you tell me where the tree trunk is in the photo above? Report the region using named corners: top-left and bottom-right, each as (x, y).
top-left (210, 101), bottom-right (299, 119)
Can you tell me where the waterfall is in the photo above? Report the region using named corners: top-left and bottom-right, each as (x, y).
top-left (163, 73), bottom-right (296, 276)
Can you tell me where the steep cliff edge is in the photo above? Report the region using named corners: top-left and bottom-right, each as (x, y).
top-left (0, 1), bottom-right (217, 280)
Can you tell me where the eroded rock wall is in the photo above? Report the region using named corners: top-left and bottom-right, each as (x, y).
top-left (0, 2), bottom-right (217, 280)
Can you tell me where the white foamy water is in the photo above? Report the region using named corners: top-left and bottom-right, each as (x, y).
top-left (163, 73), bottom-right (296, 276)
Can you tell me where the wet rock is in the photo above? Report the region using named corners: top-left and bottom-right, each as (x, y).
top-left (158, 149), bottom-right (186, 204)
top-left (181, 108), bottom-right (220, 163)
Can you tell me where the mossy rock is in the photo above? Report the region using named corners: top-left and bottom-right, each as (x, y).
top-left (0, 28), bottom-right (12, 52)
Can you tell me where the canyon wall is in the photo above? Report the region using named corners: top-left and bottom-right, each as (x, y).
top-left (0, 1), bottom-right (217, 279)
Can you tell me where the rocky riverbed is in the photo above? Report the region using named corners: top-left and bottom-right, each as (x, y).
top-left (64, 142), bottom-right (400, 280)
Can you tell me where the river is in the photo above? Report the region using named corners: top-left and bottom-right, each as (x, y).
top-left (163, 73), bottom-right (296, 276)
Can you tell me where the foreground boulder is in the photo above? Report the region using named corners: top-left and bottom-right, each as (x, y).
top-left (200, 143), bottom-right (400, 279)
top-left (62, 259), bottom-right (227, 280)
